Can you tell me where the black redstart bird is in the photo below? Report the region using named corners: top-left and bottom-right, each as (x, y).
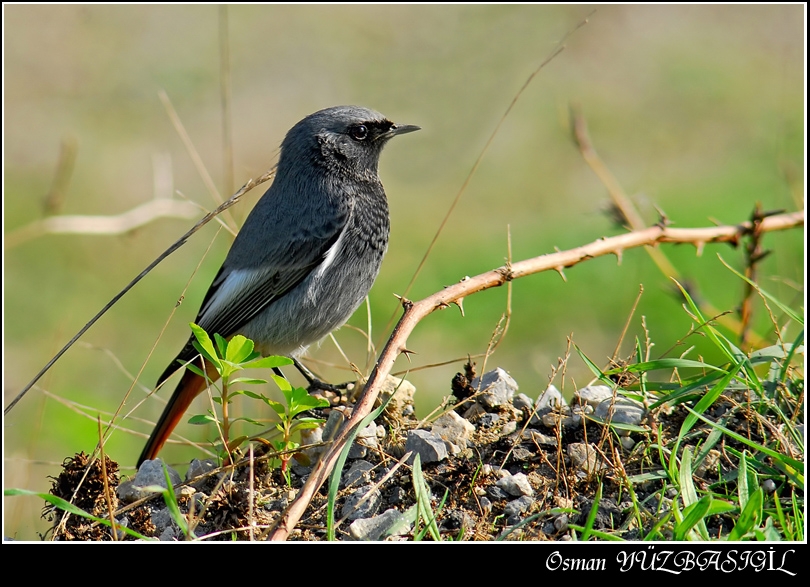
top-left (138, 105), bottom-right (419, 466)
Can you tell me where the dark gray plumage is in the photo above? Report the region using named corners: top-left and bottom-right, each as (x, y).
top-left (138, 106), bottom-right (419, 465)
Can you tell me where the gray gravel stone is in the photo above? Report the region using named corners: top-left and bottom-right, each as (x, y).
top-left (553, 513), bottom-right (569, 532)
top-left (541, 407), bottom-right (583, 429)
top-left (504, 495), bottom-right (534, 517)
top-left (299, 422), bottom-right (325, 463)
top-left (567, 443), bottom-right (608, 475)
top-left (487, 485), bottom-right (509, 501)
top-left (479, 413), bottom-right (500, 428)
top-left (349, 422), bottom-right (379, 459)
top-left (405, 429), bottom-right (448, 464)
top-left (513, 393), bottom-right (535, 414)
top-left (341, 485), bottom-right (382, 521)
top-left (185, 459), bottom-right (216, 484)
top-left (348, 508), bottom-right (412, 541)
top-left (575, 385), bottom-right (614, 407)
top-left (523, 429), bottom-right (558, 446)
top-left (500, 420), bottom-right (517, 437)
top-left (118, 458), bottom-right (182, 503)
top-left (431, 410), bottom-right (475, 455)
top-left (496, 472), bottom-right (534, 497)
top-left (366, 375), bottom-right (417, 420)
top-left (387, 486), bottom-right (407, 505)
top-left (536, 385), bottom-right (565, 410)
top-left (323, 409), bottom-right (345, 441)
top-left (510, 446), bottom-right (534, 461)
top-left (472, 368), bottom-right (518, 409)
top-left (594, 397), bottom-right (646, 428)
top-left (342, 460), bottom-right (375, 488)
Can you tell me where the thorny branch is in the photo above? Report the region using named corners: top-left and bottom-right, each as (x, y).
top-left (268, 208), bottom-right (804, 540)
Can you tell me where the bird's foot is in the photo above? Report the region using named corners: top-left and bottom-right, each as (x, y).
top-left (289, 357), bottom-right (349, 394)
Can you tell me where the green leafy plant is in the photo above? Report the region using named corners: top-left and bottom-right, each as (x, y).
top-left (244, 383), bottom-right (329, 484)
top-left (185, 323), bottom-right (327, 473)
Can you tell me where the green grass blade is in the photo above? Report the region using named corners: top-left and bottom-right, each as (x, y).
top-left (5, 488), bottom-right (152, 540)
top-left (727, 488), bottom-right (764, 540)
top-left (674, 494), bottom-right (712, 541)
top-left (578, 482), bottom-right (602, 541)
top-left (326, 387), bottom-right (397, 540)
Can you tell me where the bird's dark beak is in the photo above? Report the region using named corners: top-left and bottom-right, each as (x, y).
top-left (389, 123), bottom-right (421, 137)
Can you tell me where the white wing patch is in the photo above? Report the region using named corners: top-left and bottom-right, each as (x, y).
top-left (314, 226), bottom-right (347, 280)
top-left (199, 268), bottom-right (262, 326)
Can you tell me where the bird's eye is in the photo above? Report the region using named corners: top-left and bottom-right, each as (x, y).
top-left (349, 124), bottom-right (369, 141)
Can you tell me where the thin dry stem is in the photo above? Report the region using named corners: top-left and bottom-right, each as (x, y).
top-left (97, 416), bottom-right (118, 541)
top-left (5, 198), bottom-right (201, 248)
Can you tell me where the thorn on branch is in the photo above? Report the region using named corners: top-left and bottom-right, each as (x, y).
top-left (749, 249), bottom-right (772, 264)
top-left (750, 206), bottom-right (786, 226)
top-left (555, 267), bottom-right (567, 282)
top-left (454, 298), bottom-right (465, 317)
top-left (654, 205), bottom-right (671, 228)
top-left (393, 293), bottom-right (413, 310)
top-left (399, 347), bottom-right (417, 362)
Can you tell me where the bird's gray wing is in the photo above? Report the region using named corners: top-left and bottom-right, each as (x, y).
top-left (158, 204), bottom-right (349, 383)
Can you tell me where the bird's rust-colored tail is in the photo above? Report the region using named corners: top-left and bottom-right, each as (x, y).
top-left (137, 365), bottom-right (217, 467)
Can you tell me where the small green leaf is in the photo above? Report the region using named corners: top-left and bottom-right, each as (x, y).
top-left (738, 450), bottom-right (750, 509)
top-left (290, 419), bottom-right (325, 432)
top-left (706, 499), bottom-right (736, 516)
top-left (294, 417), bottom-right (327, 426)
top-left (265, 400), bottom-right (287, 416)
top-left (226, 436), bottom-right (248, 451)
top-left (288, 389), bottom-right (329, 417)
top-left (231, 416), bottom-right (263, 426)
top-left (214, 332), bottom-right (229, 359)
top-left (270, 374), bottom-right (292, 392)
top-left (246, 355), bottom-right (294, 370)
top-left (225, 335), bottom-right (256, 364)
top-left (229, 377), bottom-right (268, 386)
top-left (186, 362), bottom-right (207, 379)
top-left (190, 323), bottom-right (219, 365)
top-left (239, 390), bottom-right (266, 400)
top-left (188, 414), bottom-right (217, 425)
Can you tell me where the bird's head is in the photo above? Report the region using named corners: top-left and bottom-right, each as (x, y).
top-left (279, 105), bottom-right (419, 179)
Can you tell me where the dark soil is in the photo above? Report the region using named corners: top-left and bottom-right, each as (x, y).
top-left (45, 364), bottom-right (801, 541)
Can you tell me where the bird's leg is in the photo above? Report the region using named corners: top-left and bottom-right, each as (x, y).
top-left (290, 358), bottom-right (346, 394)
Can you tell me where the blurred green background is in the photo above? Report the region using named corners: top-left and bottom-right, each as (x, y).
top-left (3, 5), bottom-right (804, 540)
